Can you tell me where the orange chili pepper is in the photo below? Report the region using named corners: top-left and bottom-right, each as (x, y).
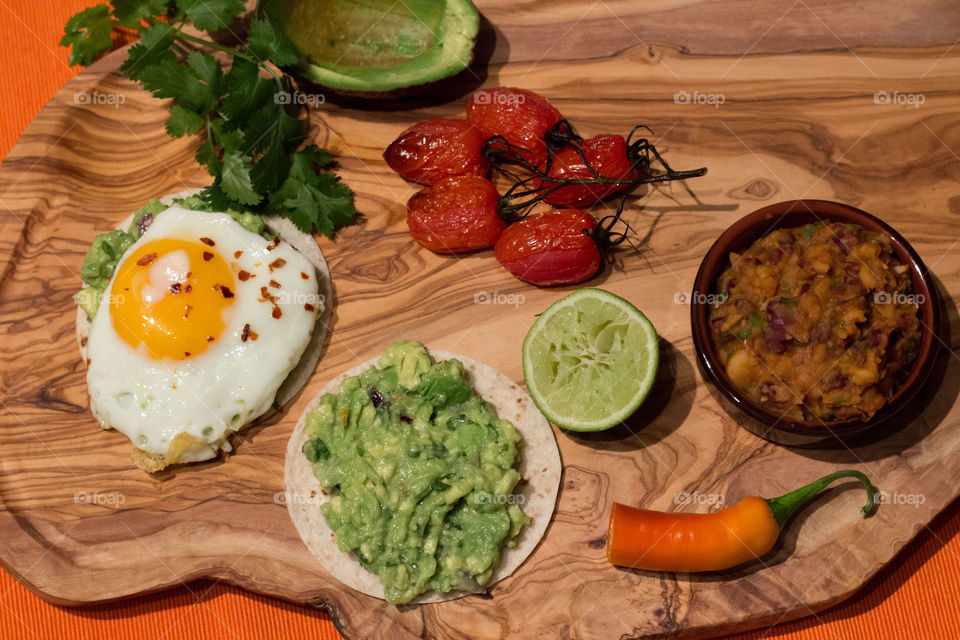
top-left (606, 470), bottom-right (874, 572)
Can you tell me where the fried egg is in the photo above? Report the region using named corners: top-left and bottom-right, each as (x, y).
top-left (86, 205), bottom-right (321, 469)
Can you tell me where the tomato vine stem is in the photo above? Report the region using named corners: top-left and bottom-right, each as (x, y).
top-left (483, 120), bottom-right (707, 236)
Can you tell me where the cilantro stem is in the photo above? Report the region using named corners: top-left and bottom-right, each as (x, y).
top-left (60, 1), bottom-right (358, 237)
top-left (172, 30), bottom-right (284, 84)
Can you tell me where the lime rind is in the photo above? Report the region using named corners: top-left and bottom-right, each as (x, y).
top-left (522, 288), bottom-right (659, 431)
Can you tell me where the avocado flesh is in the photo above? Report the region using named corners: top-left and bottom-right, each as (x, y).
top-left (262, 0), bottom-right (479, 93)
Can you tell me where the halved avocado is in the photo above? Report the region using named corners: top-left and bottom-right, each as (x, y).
top-left (260, 0), bottom-right (480, 95)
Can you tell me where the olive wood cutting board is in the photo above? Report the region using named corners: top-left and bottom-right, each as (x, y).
top-left (1, 1), bottom-right (959, 637)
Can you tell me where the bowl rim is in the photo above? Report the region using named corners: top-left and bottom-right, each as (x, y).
top-left (690, 199), bottom-right (943, 438)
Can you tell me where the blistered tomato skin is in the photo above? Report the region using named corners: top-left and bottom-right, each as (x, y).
top-left (467, 87), bottom-right (564, 168)
top-left (540, 134), bottom-right (639, 207)
top-left (384, 118), bottom-right (490, 185)
top-left (407, 175), bottom-right (506, 254)
top-left (494, 209), bottom-right (601, 286)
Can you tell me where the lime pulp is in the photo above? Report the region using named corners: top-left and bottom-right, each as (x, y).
top-left (521, 288), bottom-right (659, 431)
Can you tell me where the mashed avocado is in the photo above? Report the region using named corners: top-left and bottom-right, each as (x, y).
top-left (303, 341), bottom-right (529, 604)
top-left (76, 197), bottom-right (267, 319)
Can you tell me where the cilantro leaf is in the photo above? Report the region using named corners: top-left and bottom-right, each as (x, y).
top-left (165, 105), bottom-right (204, 137)
top-left (113, 0), bottom-right (171, 28)
top-left (280, 182), bottom-right (320, 233)
top-left (243, 102), bottom-right (304, 154)
top-left (186, 50), bottom-right (222, 90)
top-left (270, 150), bottom-right (357, 236)
top-left (195, 135), bottom-right (220, 174)
top-left (269, 157), bottom-right (317, 232)
top-left (286, 148), bottom-right (319, 182)
top-left (174, 0), bottom-right (245, 32)
top-left (211, 119), bottom-right (243, 155)
top-left (219, 58), bottom-right (277, 132)
top-left (131, 50), bottom-right (220, 113)
top-left (197, 182), bottom-right (233, 211)
top-left (313, 173), bottom-right (357, 232)
top-left (135, 55), bottom-right (189, 99)
top-left (299, 144), bottom-right (334, 169)
top-left (250, 133), bottom-right (291, 193)
top-left (121, 24), bottom-right (176, 82)
top-left (247, 18), bottom-right (300, 67)
top-left (61, 0), bottom-right (357, 237)
top-left (221, 150), bottom-right (262, 205)
top-left (61, 5), bottom-right (113, 66)
top-left (182, 50), bottom-right (222, 112)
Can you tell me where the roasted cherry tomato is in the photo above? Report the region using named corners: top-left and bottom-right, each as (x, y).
top-left (494, 209), bottom-right (601, 286)
top-left (538, 134), bottom-right (639, 207)
top-left (384, 118), bottom-right (490, 185)
top-left (467, 87), bottom-right (564, 167)
top-left (407, 175), bottom-right (506, 253)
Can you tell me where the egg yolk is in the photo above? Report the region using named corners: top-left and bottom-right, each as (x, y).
top-left (110, 238), bottom-right (236, 360)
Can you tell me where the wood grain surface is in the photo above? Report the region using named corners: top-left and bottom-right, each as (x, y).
top-left (1, 1), bottom-right (960, 638)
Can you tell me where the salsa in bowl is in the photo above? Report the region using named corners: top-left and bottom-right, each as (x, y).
top-left (691, 200), bottom-right (941, 446)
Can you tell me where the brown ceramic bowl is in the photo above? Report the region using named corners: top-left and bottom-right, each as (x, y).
top-left (691, 200), bottom-right (942, 447)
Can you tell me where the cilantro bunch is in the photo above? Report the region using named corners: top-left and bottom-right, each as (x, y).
top-left (61, 0), bottom-right (357, 237)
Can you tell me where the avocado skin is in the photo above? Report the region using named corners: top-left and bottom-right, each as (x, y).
top-left (259, 0), bottom-right (480, 98)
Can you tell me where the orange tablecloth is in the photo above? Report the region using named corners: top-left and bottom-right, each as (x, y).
top-left (1, 2), bottom-right (958, 638)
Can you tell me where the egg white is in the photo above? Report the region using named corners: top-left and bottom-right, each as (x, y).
top-left (86, 206), bottom-right (321, 465)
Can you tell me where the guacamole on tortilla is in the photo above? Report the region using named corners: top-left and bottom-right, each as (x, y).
top-left (285, 342), bottom-right (561, 605)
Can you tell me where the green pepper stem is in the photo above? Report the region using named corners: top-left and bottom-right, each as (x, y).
top-left (765, 469), bottom-right (875, 530)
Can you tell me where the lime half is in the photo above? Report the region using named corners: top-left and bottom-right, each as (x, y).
top-left (522, 288), bottom-right (659, 431)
